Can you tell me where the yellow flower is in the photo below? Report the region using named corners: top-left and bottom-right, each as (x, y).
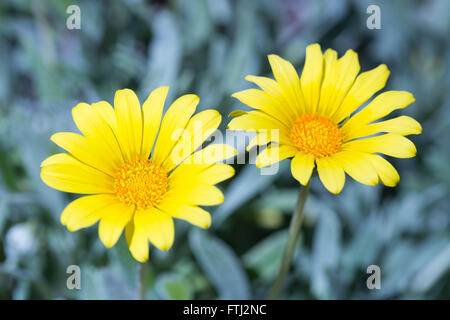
top-left (41, 88), bottom-right (236, 262)
top-left (228, 43), bottom-right (422, 194)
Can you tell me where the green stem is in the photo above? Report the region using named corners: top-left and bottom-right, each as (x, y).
top-left (268, 183), bottom-right (309, 299)
top-left (138, 262), bottom-right (148, 300)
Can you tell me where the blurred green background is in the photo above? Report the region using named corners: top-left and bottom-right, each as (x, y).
top-left (0, 0), bottom-right (449, 300)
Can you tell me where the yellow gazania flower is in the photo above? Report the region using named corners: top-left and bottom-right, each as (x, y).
top-left (41, 88), bottom-right (236, 262)
top-left (228, 43), bottom-right (422, 194)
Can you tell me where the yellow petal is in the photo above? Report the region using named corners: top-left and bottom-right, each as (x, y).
top-left (317, 48), bottom-right (338, 115)
top-left (332, 151), bottom-right (379, 186)
top-left (232, 89), bottom-right (293, 127)
top-left (160, 165), bottom-right (232, 209)
top-left (51, 132), bottom-right (119, 176)
top-left (71, 102), bottom-right (124, 167)
top-left (91, 101), bottom-right (118, 134)
top-left (125, 218), bottom-right (149, 262)
top-left (300, 43), bottom-right (323, 113)
top-left (197, 163), bottom-right (235, 185)
top-left (333, 64), bottom-right (390, 123)
top-left (135, 207), bottom-right (174, 251)
top-left (165, 171), bottom-right (198, 192)
top-left (244, 75), bottom-right (296, 120)
top-left (164, 109), bottom-right (222, 171)
top-left (158, 202), bottom-right (211, 229)
top-left (227, 110), bottom-right (292, 145)
top-left (163, 156), bottom-right (234, 200)
top-left (366, 154), bottom-right (400, 187)
top-left (343, 133), bottom-right (417, 158)
top-left (227, 109), bottom-right (289, 131)
top-left (125, 220), bottom-right (134, 247)
top-left (319, 49), bottom-right (360, 118)
top-left (141, 86), bottom-right (169, 160)
top-left (247, 131), bottom-right (275, 151)
top-left (98, 201), bottom-right (134, 248)
top-left (166, 162), bottom-right (234, 195)
top-left (114, 89), bottom-right (143, 161)
top-left (40, 153), bottom-right (114, 194)
top-left (268, 54), bottom-right (305, 117)
top-left (342, 91), bottom-right (415, 132)
top-left (291, 152), bottom-right (315, 185)
top-left (244, 75), bottom-right (285, 100)
top-left (183, 143), bottom-right (237, 167)
top-left (316, 156), bottom-right (345, 194)
top-left (163, 169), bottom-right (226, 206)
top-left (255, 144), bottom-right (297, 168)
top-left (61, 194), bottom-right (120, 231)
top-left (187, 185), bottom-right (224, 206)
top-left (152, 94), bottom-right (199, 166)
top-left (344, 115), bottom-right (422, 141)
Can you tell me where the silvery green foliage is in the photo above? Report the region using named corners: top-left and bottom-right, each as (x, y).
top-left (0, 0), bottom-right (448, 299)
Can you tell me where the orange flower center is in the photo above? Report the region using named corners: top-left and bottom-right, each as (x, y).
top-left (290, 113), bottom-right (344, 158)
top-left (114, 157), bottom-right (168, 209)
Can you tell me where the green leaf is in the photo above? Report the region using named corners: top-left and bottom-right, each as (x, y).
top-left (311, 209), bottom-right (341, 299)
top-left (79, 265), bottom-right (134, 300)
top-left (243, 230), bottom-right (288, 282)
top-left (189, 229), bottom-right (250, 299)
top-left (411, 241), bottom-right (450, 293)
top-left (155, 273), bottom-right (192, 300)
top-left (140, 10), bottom-right (181, 98)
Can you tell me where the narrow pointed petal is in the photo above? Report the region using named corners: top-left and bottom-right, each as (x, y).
top-left (40, 153), bottom-right (114, 194)
top-left (61, 194), bottom-right (120, 232)
top-left (134, 207), bottom-right (174, 251)
top-left (291, 152), bottom-right (315, 185)
top-left (344, 115), bottom-right (422, 141)
top-left (316, 156), bottom-right (345, 194)
top-left (141, 86), bottom-right (168, 160)
top-left (164, 109), bottom-right (221, 171)
top-left (366, 154), bottom-right (400, 187)
top-left (320, 49), bottom-right (360, 118)
top-left (125, 218), bottom-right (150, 262)
top-left (332, 151), bottom-right (379, 186)
top-left (114, 89), bottom-right (143, 161)
top-left (343, 133), bottom-right (417, 158)
top-left (98, 202), bottom-right (134, 248)
top-left (342, 91), bottom-right (415, 132)
top-left (333, 64), bottom-right (390, 123)
top-left (255, 144), bottom-right (297, 168)
top-left (153, 94), bottom-right (199, 166)
top-left (300, 43), bottom-right (324, 113)
top-left (268, 54), bottom-right (305, 117)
